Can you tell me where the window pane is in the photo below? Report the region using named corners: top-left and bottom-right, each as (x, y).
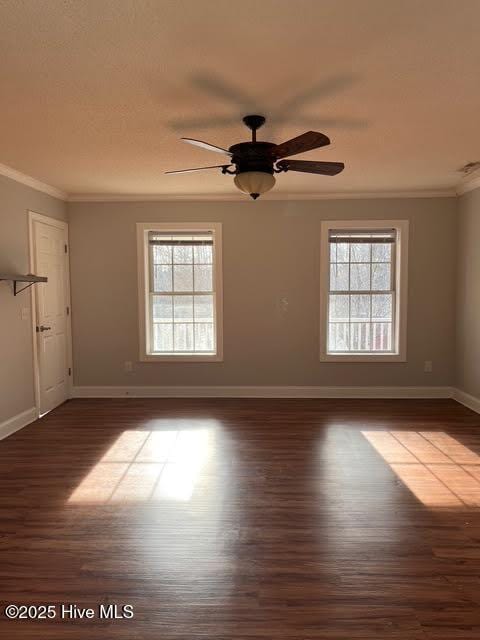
top-left (350, 294), bottom-right (370, 320)
top-left (194, 265), bottom-right (213, 292)
top-left (194, 245), bottom-right (212, 264)
top-left (351, 242), bottom-right (370, 262)
top-left (194, 323), bottom-right (214, 351)
top-left (350, 263), bottom-right (370, 290)
top-left (153, 323), bottom-right (173, 352)
top-left (372, 243), bottom-right (391, 263)
top-left (173, 265), bottom-right (193, 292)
top-left (152, 295), bottom-right (172, 322)
top-left (372, 322), bottom-right (392, 351)
top-left (328, 322), bottom-right (349, 352)
top-left (173, 245), bottom-right (193, 264)
top-left (350, 322), bottom-right (371, 351)
top-left (330, 243), bottom-right (336, 263)
top-left (174, 295), bottom-right (193, 321)
top-left (153, 245), bottom-right (172, 264)
top-left (153, 265), bottom-right (172, 292)
top-left (329, 294), bottom-right (349, 321)
top-left (372, 263), bottom-right (391, 290)
top-left (174, 323), bottom-right (194, 351)
top-left (372, 294), bottom-right (393, 320)
top-left (194, 294), bottom-right (214, 321)
top-left (330, 263), bottom-right (349, 291)
top-left (330, 242), bottom-right (349, 263)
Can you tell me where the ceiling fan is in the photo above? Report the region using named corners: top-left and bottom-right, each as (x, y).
top-left (166, 115), bottom-right (345, 199)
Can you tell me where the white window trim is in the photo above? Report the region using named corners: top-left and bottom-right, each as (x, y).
top-left (319, 219), bottom-right (409, 362)
top-left (137, 222), bottom-right (223, 362)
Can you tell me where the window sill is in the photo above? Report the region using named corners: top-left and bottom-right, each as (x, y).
top-left (140, 353), bottom-right (223, 363)
top-left (320, 353), bottom-right (406, 363)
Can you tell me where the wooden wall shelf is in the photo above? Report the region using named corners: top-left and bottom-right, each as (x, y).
top-left (0, 274), bottom-right (48, 296)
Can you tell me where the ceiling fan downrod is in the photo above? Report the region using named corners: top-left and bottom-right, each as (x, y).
top-left (242, 114), bottom-right (266, 143)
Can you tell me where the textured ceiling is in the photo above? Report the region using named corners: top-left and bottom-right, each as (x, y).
top-left (0, 0), bottom-right (480, 197)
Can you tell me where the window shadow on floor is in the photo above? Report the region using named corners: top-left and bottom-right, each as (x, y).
top-left (68, 426), bottom-right (215, 504)
top-left (362, 430), bottom-right (480, 508)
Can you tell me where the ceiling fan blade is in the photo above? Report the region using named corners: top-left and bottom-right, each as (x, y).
top-left (277, 160), bottom-right (344, 175)
top-left (165, 164), bottom-right (231, 175)
top-left (273, 131), bottom-right (330, 159)
top-left (181, 137), bottom-right (232, 156)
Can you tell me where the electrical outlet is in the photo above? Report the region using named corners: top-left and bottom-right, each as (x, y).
top-left (124, 361), bottom-right (133, 373)
top-left (424, 360), bottom-right (433, 373)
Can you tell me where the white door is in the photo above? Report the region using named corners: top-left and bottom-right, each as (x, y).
top-left (32, 217), bottom-right (71, 414)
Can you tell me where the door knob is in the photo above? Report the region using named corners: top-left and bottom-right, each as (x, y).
top-left (37, 325), bottom-right (52, 332)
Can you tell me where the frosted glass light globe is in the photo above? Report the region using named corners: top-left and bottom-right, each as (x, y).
top-left (234, 172), bottom-right (276, 199)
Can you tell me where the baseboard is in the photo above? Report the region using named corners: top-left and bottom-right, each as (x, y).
top-left (0, 407), bottom-right (38, 441)
top-left (71, 385), bottom-right (454, 399)
top-left (452, 388), bottom-right (480, 415)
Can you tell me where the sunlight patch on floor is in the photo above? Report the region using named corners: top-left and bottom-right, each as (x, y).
top-left (68, 427), bottom-right (214, 504)
top-left (362, 430), bottom-right (480, 508)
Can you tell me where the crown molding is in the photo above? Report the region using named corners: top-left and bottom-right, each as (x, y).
top-left (0, 163), bottom-right (67, 200)
top-left (0, 159), bottom-right (463, 203)
top-left (67, 188), bottom-right (456, 203)
top-left (456, 169), bottom-right (480, 196)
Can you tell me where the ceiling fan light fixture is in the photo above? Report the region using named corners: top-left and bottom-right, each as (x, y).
top-left (234, 171), bottom-right (275, 199)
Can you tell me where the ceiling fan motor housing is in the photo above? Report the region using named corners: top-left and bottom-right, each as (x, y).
top-left (229, 142), bottom-right (276, 175)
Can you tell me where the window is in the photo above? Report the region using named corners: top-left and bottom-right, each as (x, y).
top-left (137, 223), bottom-right (223, 361)
top-left (320, 220), bottom-right (408, 361)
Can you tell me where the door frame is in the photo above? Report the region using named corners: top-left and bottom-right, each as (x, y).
top-left (28, 211), bottom-right (73, 416)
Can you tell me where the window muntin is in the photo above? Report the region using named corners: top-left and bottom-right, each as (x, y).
top-left (327, 229), bottom-right (397, 354)
top-left (148, 231), bottom-right (218, 356)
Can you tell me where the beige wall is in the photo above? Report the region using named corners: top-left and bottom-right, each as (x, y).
top-left (456, 187), bottom-right (480, 397)
top-left (68, 197), bottom-right (457, 388)
top-left (0, 175), bottom-right (67, 423)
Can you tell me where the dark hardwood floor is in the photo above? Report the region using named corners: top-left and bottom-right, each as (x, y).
top-left (1, 398), bottom-right (480, 638)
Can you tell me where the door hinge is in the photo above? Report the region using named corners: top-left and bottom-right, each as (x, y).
top-left (66, 306), bottom-right (70, 316)
top-left (68, 367), bottom-right (71, 376)
top-left (64, 244), bottom-right (68, 254)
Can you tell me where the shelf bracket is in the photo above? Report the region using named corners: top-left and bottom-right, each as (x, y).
top-left (0, 274), bottom-right (48, 296)
top-left (13, 281), bottom-right (36, 296)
